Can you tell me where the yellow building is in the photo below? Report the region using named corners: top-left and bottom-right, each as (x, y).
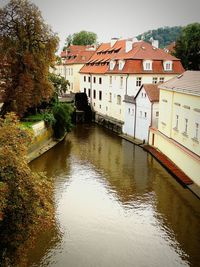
top-left (61, 45), bottom-right (96, 93)
top-left (149, 71), bottom-right (200, 186)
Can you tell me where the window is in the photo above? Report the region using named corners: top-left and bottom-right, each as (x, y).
top-left (143, 60), bottom-right (152, 70)
top-left (175, 115), bottom-right (179, 129)
top-left (99, 91), bottom-right (102, 101)
top-left (88, 76), bottom-right (91, 83)
top-left (69, 68), bottom-right (70, 75)
top-left (195, 123), bottom-right (199, 140)
top-left (99, 77), bottom-right (102, 84)
top-left (109, 76), bottom-right (112, 85)
top-left (84, 88), bottom-right (86, 94)
top-left (184, 118), bottom-right (188, 134)
top-left (84, 76), bottom-right (86, 82)
top-left (120, 77), bottom-right (123, 88)
top-left (117, 95), bottom-right (121, 105)
top-left (164, 61), bottom-right (173, 71)
top-left (128, 108), bottom-right (130, 114)
top-left (152, 77), bottom-right (158, 84)
top-left (99, 105), bottom-right (101, 109)
top-left (71, 68), bottom-right (73, 75)
top-left (156, 111), bottom-right (159, 117)
top-left (109, 93), bottom-right (112, 102)
top-left (159, 77), bottom-right (164, 83)
top-left (136, 77), bottom-right (142, 87)
top-left (88, 89), bottom-right (91, 97)
top-left (106, 106), bottom-right (108, 111)
top-left (93, 77), bottom-right (96, 83)
top-left (93, 90), bottom-right (96, 99)
top-left (71, 83), bottom-right (73, 90)
top-left (144, 112), bottom-right (147, 118)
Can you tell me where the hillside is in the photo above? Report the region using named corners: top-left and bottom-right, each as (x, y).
top-left (137, 26), bottom-right (183, 48)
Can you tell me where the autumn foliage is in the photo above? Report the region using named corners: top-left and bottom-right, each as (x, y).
top-left (0, 0), bottom-right (59, 117)
top-left (0, 113), bottom-right (54, 266)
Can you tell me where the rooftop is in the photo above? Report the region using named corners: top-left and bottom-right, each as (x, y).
top-left (159, 71), bottom-right (200, 96)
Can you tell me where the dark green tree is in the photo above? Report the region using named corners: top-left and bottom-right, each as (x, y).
top-left (137, 26), bottom-right (183, 48)
top-left (0, 0), bottom-right (59, 117)
top-left (174, 23), bottom-right (200, 70)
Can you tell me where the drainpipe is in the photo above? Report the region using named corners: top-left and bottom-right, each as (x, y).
top-left (134, 102), bottom-right (137, 138)
top-left (148, 102), bottom-right (153, 144)
top-left (125, 74), bottom-right (129, 95)
top-left (90, 73), bottom-right (92, 104)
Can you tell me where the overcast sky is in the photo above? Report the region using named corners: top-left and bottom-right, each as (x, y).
top-left (1, 0), bottom-right (200, 53)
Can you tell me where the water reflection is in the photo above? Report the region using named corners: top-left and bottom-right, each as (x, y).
top-left (29, 124), bottom-right (200, 267)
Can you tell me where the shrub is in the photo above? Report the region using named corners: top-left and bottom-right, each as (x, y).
top-left (52, 103), bottom-right (74, 139)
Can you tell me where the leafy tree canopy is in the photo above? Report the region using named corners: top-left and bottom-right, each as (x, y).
top-left (174, 23), bottom-right (200, 70)
top-left (63, 31), bottom-right (97, 50)
top-left (0, 0), bottom-right (59, 117)
top-left (137, 26), bottom-right (183, 48)
top-left (0, 113), bottom-right (54, 265)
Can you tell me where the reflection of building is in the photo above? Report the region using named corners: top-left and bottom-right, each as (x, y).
top-left (123, 84), bottom-right (160, 142)
top-left (149, 71), bottom-right (200, 186)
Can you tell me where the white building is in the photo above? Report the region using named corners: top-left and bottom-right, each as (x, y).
top-left (80, 38), bottom-right (184, 132)
top-left (123, 84), bottom-right (159, 142)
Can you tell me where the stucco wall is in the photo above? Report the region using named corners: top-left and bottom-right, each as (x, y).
top-left (149, 129), bottom-right (200, 186)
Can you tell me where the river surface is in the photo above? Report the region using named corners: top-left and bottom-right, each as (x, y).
top-left (29, 124), bottom-right (200, 267)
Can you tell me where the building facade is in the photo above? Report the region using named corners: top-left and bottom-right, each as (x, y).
top-left (52, 45), bottom-right (96, 94)
top-left (80, 38), bottom-right (184, 132)
top-left (149, 71), bottom-right (200, 186)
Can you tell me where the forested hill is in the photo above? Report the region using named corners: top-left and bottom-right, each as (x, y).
top-left (137, 26), bottom-right (183, 48)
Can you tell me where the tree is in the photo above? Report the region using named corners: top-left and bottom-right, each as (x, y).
top-left (0, 113), bottom-right (54, 265)
top-left (0, 0), bottom-right (59, 117)
top-left (174, 23), bottom-right (200, 70)
top-left (63, 34), bottom-right (73, 50)
top-left (49, 73), bottom-right (70, 98)
top-left (137, 26), bottom-right (183, 48)
top-left (65, 30), bottom-right (97, 47)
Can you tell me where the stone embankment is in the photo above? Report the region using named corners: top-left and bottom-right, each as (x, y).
top-left (27, 121), bottom-right (63, 163)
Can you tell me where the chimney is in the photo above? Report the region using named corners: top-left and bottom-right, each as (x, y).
top-left (150, 37), bottom-right (159, 48)
top-left (111, 37), bottom-right (119, 47)
top-left (125, 38), bottom-right (134, 53)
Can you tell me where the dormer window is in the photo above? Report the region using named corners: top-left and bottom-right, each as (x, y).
top-left (143, 60), bottom-right (152, 71)
top-left (163, 61), bottom-right (173, 71)
top-left (119, 60), bottom-right (125, 70)
top-left (109, 60), bottom-right (116, 70)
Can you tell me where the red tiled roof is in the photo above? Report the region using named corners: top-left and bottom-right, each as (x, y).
top-left (144, 84), bottom-right (160, 102)
top-left (65, 50), bottom-right (95, 65)
top-left (135, 84), bottom-right (160, 102)
top-left (115, 41), bottom-right (178, 61)
top-left (107, 59), bottom-right (184, 74)
top-left (80, 40), bottom-right (184, 74)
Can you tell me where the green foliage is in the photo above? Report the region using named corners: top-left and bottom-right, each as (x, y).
top-left (137, 26), bottom-right (183, 48)
top-left (0, 0), bottom-right (59, 117)
top-left (174, 23), bottom-right (200, 70)
top-left (43, 112), bottom-right (56, 127)
top-left (0, 113), bottom-right (54, 266)
top-left (49, 73), bottom-right (70, 98)
top-left (52, 103), bottom-right (74, 139)
top-left (64, 31), bottom-right (97, 47)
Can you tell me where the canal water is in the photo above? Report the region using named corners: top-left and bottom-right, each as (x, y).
top-left (29, 124), bottom-right (200, 267)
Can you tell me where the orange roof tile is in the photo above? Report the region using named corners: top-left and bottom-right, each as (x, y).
top-left (135, 84), bottom-right (160, 102)
top-left (107, 59), bottom-right (184, 74)
top-left (80, 40), bottom-right (184, 75)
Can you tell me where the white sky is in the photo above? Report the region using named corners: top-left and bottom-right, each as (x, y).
top-left (1, 0), bottom-right (200, 53)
